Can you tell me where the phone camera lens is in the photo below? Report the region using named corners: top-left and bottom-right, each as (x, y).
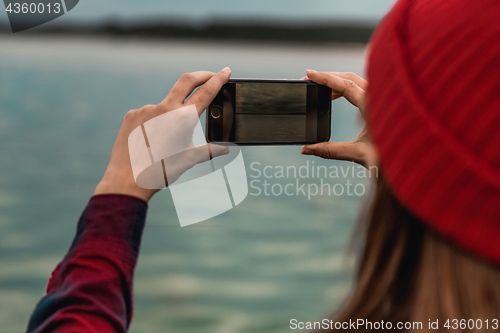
top-left (211, 106), bottom-right (222, 119)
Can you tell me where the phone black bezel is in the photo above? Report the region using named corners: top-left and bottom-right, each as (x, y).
top-left (206, 79), bottom-right (332, 145)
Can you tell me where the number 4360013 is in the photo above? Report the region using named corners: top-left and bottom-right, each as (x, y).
top-left (5, 2), bottom-right (61, 14)
top-left (444, 319), bottom-right (499, 330)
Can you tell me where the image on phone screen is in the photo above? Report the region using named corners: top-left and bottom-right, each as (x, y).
top-left (207, 79), bottom-right (331, 145)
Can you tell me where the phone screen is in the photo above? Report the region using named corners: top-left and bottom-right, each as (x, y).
top-left (234, 82), bottom-right (311, 142)
top-left (207, 80), bottom-right (331, 145)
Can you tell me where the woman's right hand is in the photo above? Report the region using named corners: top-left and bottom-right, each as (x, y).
top-left (300, 70), bottom-right (373, 168)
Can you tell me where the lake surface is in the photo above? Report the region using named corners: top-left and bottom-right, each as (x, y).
top-left (0, 36), bottom-right (371, 333)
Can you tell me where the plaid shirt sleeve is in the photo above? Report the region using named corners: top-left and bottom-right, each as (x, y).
top-left (26, 194), bottom-right (148, 333)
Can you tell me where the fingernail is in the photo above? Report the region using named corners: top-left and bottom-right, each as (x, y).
top-left (300, 148), bottom-right (313, 155)
top-left (307, 69), bottom-right (317, 73)
top-left (221, 67), bottom-right (231, 72)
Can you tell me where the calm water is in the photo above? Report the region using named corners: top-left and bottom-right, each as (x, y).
top-left (0, 36), bottom-right (370, 333)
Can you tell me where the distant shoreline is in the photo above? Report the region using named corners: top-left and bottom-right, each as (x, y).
top-left (0, 20), bottom-right (375, 44)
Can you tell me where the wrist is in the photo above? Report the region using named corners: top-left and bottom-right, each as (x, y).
top-left (94, 176), bottom-right (156, 203)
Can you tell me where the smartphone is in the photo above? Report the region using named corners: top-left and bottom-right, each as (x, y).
top-left (206, 79), bottom-right (332, 145)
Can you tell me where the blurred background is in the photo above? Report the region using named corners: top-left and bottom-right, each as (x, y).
top-left (0, 1), bottom-right (395, 332)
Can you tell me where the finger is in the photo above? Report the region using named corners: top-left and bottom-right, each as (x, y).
top-left (300, 141), bottom-right (365, 166)
top-left (327, 72), bottom-right (368, 90)
top-left (207, 143), bottom-right (231, 160)
top-left (331, 93), bottom-right (342, 101)
top-left (161, 71), bottom-right (216, 106)
top-left (187, 67), bottom-right (232, 116)
top-left (190, 143), bottom-right (230, 165)
top-left (307, 70), bottom-right (366, 110)
top-left (301, 74), bottom-right (342, 100)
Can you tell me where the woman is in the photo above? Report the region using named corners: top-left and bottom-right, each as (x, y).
top-left (302, 0), bottom-right (500, 329)
top-left (27, 0), bottom-right (500, 331)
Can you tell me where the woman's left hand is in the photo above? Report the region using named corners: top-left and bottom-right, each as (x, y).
top-left (94, 68), bottom-right (232, 202)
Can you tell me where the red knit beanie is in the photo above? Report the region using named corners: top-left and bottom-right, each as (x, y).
top-left (367, 0), bottom-right (500, 265)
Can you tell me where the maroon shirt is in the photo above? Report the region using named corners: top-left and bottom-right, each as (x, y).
top-left (26, 194), bottom-right (148, 333)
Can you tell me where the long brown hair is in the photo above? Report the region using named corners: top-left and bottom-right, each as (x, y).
top-left (331, 174), bottom-right (500, 331)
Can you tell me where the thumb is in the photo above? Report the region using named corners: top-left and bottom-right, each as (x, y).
top-left (190, 143), bottom-right (230, 165)
top-left (300, 141), bottom-right (360, 162)
top-left (208, 143), bottom-right (231, 159)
